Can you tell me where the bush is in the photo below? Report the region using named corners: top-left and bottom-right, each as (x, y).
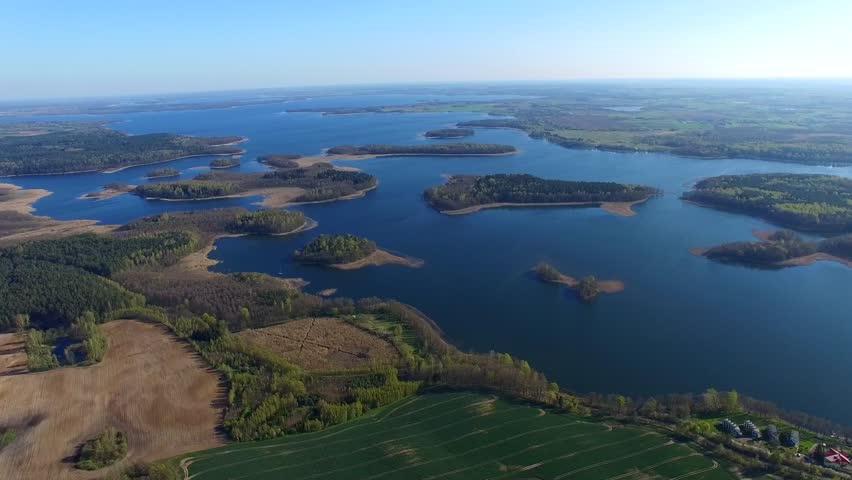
top-left (76, 428), bottom-right (128, 470)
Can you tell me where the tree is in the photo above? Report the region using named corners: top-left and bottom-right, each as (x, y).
top-left (640, 397), bottom-right (658, 417)
top-left (14, 314), bottom-right (29, 332)
top-left (724, 390), bottom-right (739, 413)
top-left (703, 388), bottom-right (720, 412)
top-left (576, 276), bottom-right (600, 303)
top-left (813, 443), bottom-right (826, 466)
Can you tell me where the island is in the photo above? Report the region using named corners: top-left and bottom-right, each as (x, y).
top-left (682, 173), bottom-right (852, 233)
top-left (80, 182), bottom-right (136, 201)
top-left (326, 143), bottom-right (516, 156)
top-left (292, 234), bottom-right (422, 270)
top-left (258, 153), bottom-right (302, 169)
top-left (145, 167), bottom-right (180, 179)
top-left (691, 230), bottom-right (852, 269)
top-left (0, 122), bottom-right (245, 176)
top-left (132, 162), bottom-right (377, 207)
top-left (425, 174), bottom-right (658, 216)
top-left (210, 157), bottom-right (240, 169)
top-left (533, 262), bottom-right (624, 302)
top-left (424, 128), bottom-right (474, 139)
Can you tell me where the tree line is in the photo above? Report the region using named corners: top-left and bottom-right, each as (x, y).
top-left (292, 234), bottom-right (377, 264)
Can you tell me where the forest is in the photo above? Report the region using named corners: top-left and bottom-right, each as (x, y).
top-left (424, 173), bottom-right (657, 211)
top-left (683, 173), bottom-right (852, 233)
top-left (292, 234), bottom-right (377, 264)
top-left (424, 128), bottom-right (474, 138)
top-left (257, 153), bottom-right (301, 168)
top-left (144, 167), bottom-right (179, 178)
top-left (0, 122), bottom-right (243, 175)
top-left (133, 163), bottom-right (376, 202)
top-left (326, 143), bottom-right (516, 156)
top-left (209, 157), bottom-right (240, 168)
top-left (701, 230), bottom-right (852, 266)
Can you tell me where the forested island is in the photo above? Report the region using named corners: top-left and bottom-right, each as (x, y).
top-left (683, 173), bottom-right (852, 233)
top-left (133, 162), bottom-right (376, 206)
top-left (326, 143), bottom-right (516, 156)
top-left (258, 153), bottom-right (302, 168)
top-left (292, 234), bottom-right (422, 270)
top-left (424, 128), bottom-right (474, 139)
top-left (692, 230), bottom-right (852, 269)
top-left (533, 262), bottom-right (624, 302)
top-left (209, 157), bottom-right (240, 169)
top-left (145, 167), bottom-right (180, 178)
top-left (425, 174), bottom-right (657, 215)
top-left (0, 122), bottom-right (244, 176)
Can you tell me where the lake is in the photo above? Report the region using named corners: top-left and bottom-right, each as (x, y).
top-left (5, 94), bottom-right (852, 424)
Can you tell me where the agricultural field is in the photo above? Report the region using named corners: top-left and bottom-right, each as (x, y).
top-left (237, 317), bottom-right (400, 372)
top-left (180, 392), bottom-right (732, 480)
top-left (0, 320), bottom-right (224, 479)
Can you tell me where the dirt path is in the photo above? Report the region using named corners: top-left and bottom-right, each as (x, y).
top-left (0, 320), bottom-right (225, 479)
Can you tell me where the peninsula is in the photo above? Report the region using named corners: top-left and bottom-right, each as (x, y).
top-left (691, 230), bottom-right (852, 269)
top-left (425, 174), bottom-right (657, 216)
top-left (80, 182), bottom-right (136, 201)
top-left (292, 234), bottom-right (422, 270)
top-left (684, 173), bottom-right (852, 233)
top-left (0, 122), bottom-right (244, 176)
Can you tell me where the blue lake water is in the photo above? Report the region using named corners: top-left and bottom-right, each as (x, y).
top-left (5, 94), bottom-right (852, 424)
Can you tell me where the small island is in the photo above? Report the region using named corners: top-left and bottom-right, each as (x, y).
top-left (293, 234), bottom-right (422, 270)
top-left (80, 182), bottom-right (136, 201)
top-left (533, 262), bottom-right (624, 302)
top-left (425, 128), bottom-right (474, 139)
top-left (258, 153), bottom-right (302, 169)
top-left (145, 167), bottom-right (180, 179)
top-left (691, 230), bottom-right (852, 269)
top-left (425, 174), bottom-right (657, 216)
top-left (682, 173), bottom-right (852, 233)
top-left (210, 157), bottom-right (241, 169)
top-left (132, 162), bottom-right (377, 207)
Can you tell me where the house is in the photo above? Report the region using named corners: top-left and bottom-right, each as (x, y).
top-left (764, 424), bottom-right (779, 443)
top-left (719, 418), bottom-right (742, 437)
top-left (741, 420), bottom-right (760, 439)
top-left (825, 448), bottom-right (851, 464)
top-left (781, 430), bottom-right (800, 447)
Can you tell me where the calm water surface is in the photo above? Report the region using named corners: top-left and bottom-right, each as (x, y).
top-left (6, 95), bottom-right (852, 424)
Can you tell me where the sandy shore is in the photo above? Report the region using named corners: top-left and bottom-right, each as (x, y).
top-left (442, 195), bottom-right (652, 217)
top-left (140, 183), bottom-right (376, 209)
top-left (777, 253), bottom-right (852, 269)
top-left (316, 288), bottom-right (338, 297)
top-left (330, 248), bottom-right (424, 270)
top-left (0, 183), bottom-right (50, 214)
top-left (0, 183), bottom-right (115, 245)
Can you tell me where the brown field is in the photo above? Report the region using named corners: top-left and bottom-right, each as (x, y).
top-left (0, 320), bottom-right (225, 480)
top-left (238, 318), bottom-right (399, 372)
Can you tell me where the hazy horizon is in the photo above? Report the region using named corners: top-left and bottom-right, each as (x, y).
top-left (4, 0), bottom-right (852, 100)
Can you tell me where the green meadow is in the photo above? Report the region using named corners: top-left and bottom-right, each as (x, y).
top-left (182, 392), bottom-right (733, 480)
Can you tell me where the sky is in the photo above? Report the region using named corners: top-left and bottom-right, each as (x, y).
top-left (3, 0), bottom-right (852, 100)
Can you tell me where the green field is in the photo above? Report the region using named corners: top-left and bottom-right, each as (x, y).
top-left (182, 393), bottom-right (732, 480)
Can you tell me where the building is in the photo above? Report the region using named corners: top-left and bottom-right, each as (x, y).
top-left (741, 420), bottom-right (760, 439)
top-left (825, 448), bottom-right (851, 464)
top-left (719, 418), bottom-right (742, 437)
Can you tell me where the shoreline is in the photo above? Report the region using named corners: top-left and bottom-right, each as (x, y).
top-left (78, 184), bottom-right (137, 201)
top-left (329, 248), bottom-right (424, 271)
top-left (688, 244), bottom-right (852, 270)
top-left (440, 195), bottom-right (652, 217)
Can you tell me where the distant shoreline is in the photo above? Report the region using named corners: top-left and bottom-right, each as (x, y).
top-left (294, 150), bottom-right (518, 168)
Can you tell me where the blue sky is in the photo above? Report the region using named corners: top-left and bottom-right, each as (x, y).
top-left (3, 0), bottom-right (852, 99)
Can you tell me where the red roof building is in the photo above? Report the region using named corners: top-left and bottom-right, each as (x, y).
top-left (825, 448), bottom-right (850, 464)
